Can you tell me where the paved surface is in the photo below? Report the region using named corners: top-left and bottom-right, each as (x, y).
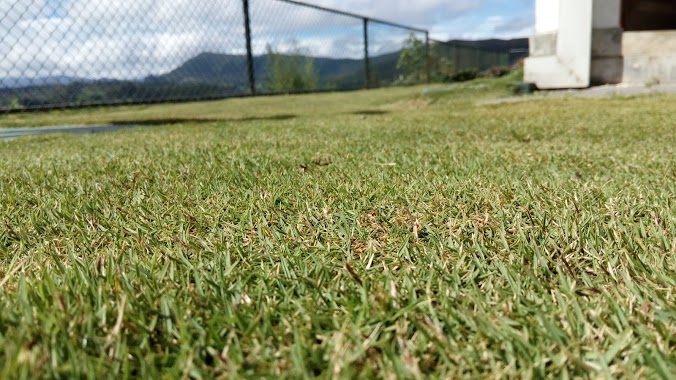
top-left (0, 124), bottom-right (143, 140)
top-left (543, 83), bottom-right (676, 98)
top-left (480, 83), bottom-right (676, 105)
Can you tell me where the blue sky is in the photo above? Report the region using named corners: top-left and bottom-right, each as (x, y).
top-left (305, 0), bottom-right (535, 40)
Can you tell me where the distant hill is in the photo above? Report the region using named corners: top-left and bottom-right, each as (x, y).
top-left (1, 38), bottom-right (529, 110)
top-left (444, 38), bottom-right (528, 52)
top-left (147, 53), bottom-right (249, 86)
top-left (442, 38), bottom-right (529, 64)
top-left (153, 39), bottom-right (528, 89)
top-left (152, 51), bottom-right (403, 90)
top-left (0, 76), bottom-right (92, 88)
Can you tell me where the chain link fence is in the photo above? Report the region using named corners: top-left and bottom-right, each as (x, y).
top-left (432, 40), bottom-right (510, 73)
top-left (1, 0), bottom-right (509, 113)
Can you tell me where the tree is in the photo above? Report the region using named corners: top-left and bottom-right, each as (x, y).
top-left (397, 33), bottom-right (427, 84)
top-left (266, 44), bottom-right (318, 93)
top-left (397, 33), bottom-right (454, 84)
top-left (8, 97), bottom-right (22, 110)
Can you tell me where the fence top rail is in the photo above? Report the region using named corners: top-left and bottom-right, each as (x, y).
top-left (276, 0), bottom-right (428, 34)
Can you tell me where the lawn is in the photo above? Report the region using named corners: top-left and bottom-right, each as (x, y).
top-left (1, 76), bottom-right (675, 378)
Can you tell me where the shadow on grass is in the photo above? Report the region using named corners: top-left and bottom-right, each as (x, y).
top-left (0, 114), bottom-right (300, 140)
top-left (112, 114), bottom-right (297, 126)
top-left (349, 110), bottom-right (390, 116)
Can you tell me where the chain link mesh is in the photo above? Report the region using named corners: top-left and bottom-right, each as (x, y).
top-left (249, 0), bottom-right (366, 94)
top-left (1, 0), bottom-right (246, 111)
top-left (432, 40), bottom-right (510, 73)
top-left (1, 0), bottom-right (512, 112)
top-left (367, 20), bottom-right (427, 87)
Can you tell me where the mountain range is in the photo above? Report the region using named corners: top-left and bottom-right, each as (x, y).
top-left (148, 50), bottom-right (402, 90)
top-left (1, 38), bottom-right (528, 90)
top-left (0, 76), bottom-right (92, 88)
top-left (1, 38), bottom-right (528, 110)
top-left (444, 38), bottom-right (528, 52)
top-left (152, 38), bottom-right (528, 89)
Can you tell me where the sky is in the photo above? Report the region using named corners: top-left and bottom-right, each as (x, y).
top-left (304, 0), bottom-right (534, 40)
top-left (1, 0), bottom-right (534, 82)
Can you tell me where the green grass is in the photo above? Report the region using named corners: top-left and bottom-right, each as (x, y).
top-left (1, 76), bottom-right (675, 378)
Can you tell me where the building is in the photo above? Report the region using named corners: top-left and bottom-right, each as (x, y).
top-left (525, 0), bottom-right (676, 89)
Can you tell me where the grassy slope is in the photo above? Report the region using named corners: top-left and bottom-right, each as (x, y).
top-left (1, 77), bottom-right (675, 378)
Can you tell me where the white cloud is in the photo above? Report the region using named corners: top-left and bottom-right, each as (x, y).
top-left (302, 0), bottom-right (535, 40)
top-left (303, 0), bottom-right (479, 27)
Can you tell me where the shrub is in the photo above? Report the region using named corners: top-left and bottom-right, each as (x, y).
top-left (450, 68), bottom-right (479, 82)
top-left (265, 44), bottom-right (318, 93)
top-left (485, 66), bottom-right (512, 78)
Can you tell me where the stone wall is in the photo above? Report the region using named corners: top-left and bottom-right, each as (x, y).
top-left (622, 30), bottom-right (676, 83)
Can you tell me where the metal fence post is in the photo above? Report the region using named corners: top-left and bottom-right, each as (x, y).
top-left (454, 45), bottom-right (460, 72)
top-left (242, 0), bottom-right (256, 95)
top-left (363, 18), bottom-right (371, 89)
top-left (425, 31), bottom-right (431, 83)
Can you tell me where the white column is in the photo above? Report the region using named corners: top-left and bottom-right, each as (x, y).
top-left (535, 0), bottom-right (559, 33)
top-left (525, 0), bottom-right (593, 89)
